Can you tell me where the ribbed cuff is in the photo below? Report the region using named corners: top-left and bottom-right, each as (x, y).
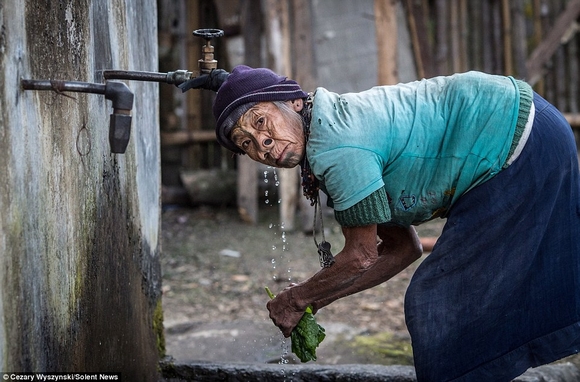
top-left (334, 188), bottom-right (391, 227)
top-left (504, 80), bottom-right (533, 168)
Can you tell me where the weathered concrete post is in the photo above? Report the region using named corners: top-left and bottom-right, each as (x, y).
top-left (0, 1), bottom-right (162, 380)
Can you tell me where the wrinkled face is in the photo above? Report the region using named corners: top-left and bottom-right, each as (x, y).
top-left (230, 100), bottom-right (305, 168)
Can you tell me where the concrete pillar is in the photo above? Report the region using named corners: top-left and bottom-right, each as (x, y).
top-left (0, 1), bottom-right (161, 379)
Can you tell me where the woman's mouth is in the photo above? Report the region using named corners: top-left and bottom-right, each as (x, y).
top-left (275, 145), bottom-right (288, 166)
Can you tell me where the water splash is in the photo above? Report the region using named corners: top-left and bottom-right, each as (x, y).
top-left (271, 258), bottom-right (277, 282)
top-left (279, 338), bottom-right (290, 380)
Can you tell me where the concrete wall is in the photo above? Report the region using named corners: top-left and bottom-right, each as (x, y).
top-left (0, 1), bottom-right (161, 379)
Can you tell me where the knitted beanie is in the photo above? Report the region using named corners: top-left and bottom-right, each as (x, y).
top-left (213, 65), bottom-right (308, 153)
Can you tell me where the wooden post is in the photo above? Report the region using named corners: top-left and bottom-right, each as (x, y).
top-left (292, 0), bottom-right (317, 232)
top-left (501, 0), bottom-right (513, 75)
top-left (292, 0), bottom-right (316, 91)
top-left (236, 0), bottom-right (264, 224)
top-left (186, 1), bottom-right (202, 170)
top-left (375, 0), bottom-right (399, 85)
top-left (404, 0), bottom-right (432, 78)
top-left (262, 0), bottom-right (291, 74)
top-left (511, 0), bottom-right (527, 78)
top-left (262, 0), bottom-right (300, 230)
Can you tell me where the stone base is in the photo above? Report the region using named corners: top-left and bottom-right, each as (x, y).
top-left (159, 357), bottom-right (580, 382)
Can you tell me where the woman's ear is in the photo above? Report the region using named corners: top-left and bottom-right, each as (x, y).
top-left (290, 98), bottom-right (304, 112)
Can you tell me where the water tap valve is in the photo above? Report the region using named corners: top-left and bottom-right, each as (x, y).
top-left (193, 29), bottom-right (224, 74)
top-left (101, 28), bottom-right (225, 85)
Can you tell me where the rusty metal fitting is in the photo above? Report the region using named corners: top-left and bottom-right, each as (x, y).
top-left (193, 29), bottom-right (224, 74)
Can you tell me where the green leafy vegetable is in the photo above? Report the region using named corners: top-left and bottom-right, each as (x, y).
top-left (265, 286), bottom-right (326, 362)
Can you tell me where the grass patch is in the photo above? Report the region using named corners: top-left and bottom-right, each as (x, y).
top-left (348, 332), bottom-right (414, 365)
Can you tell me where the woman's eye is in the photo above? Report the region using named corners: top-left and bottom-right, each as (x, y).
top-left (256, 117), bottom-right (264, 127)
top-left (241, 140), bottom-right (250, 149)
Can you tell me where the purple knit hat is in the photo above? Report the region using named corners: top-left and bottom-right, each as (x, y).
top-left (213, 65), bottom-right (308, 153)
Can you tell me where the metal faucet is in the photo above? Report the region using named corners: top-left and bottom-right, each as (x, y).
top-left (102, 29), bottom-right (224, 85)
top-left (20, 80), bottom-right (134, 154)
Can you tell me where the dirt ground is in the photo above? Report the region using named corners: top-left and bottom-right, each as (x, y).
top-left (159, 200), bottom-right (445, 364)
top-left (159, 202), bottom-right (580, 370)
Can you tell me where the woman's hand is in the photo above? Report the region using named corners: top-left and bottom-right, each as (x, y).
top-left (266, 284), bottom-right (305, 337)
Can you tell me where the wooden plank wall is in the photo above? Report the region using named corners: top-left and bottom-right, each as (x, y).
top-left (404, 0), bottom-right (580, 127)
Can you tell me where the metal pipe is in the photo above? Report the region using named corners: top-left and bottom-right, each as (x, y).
top-left (101, 69), bottom-right (198, 85)
top-left (20, 79), bottom-right (134, 154)
top-left (104, 81), bottom-right (134, 111)
top-left (103, 70), bottom-right (171, 83)
top-left (21, 79), bottom-right (106, 95)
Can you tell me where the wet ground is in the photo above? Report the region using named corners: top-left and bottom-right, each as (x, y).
top-left (159, 203), bottom-right (580, 372)
top-left (160, 203), bottom-right (442, 366)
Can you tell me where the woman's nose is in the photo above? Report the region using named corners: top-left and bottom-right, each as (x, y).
top-left (259, 137), bottom-right (273, 161)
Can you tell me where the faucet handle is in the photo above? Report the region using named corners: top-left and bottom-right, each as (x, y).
top-left (193, 28), bottom-right (224, 41)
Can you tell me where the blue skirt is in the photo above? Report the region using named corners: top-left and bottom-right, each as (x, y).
top-left (405, 93), bottom-right (580, 382)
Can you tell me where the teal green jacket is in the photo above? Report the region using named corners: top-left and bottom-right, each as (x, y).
top-left (308, 71), bottom-right (533, 227)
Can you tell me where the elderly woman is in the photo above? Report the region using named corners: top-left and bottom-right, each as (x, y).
top-left (183, 65), bottom-right (580, 381)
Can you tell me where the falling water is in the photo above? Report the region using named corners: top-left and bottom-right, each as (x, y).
top-left (264, 166), bottom-right (295, 380)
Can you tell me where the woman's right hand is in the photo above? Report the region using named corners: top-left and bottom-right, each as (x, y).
top-left (266, 285), bottom-right (306, 337)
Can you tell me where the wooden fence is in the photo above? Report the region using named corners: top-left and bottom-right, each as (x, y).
top-left (158, 0), bottom-right (580, 207)
top-left (404, 0), bottom-right (580, 117)
top-left (404, 0), bottom-right (580, 154)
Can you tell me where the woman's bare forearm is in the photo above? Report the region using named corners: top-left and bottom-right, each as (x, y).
top-left (267, 224), bottom-right (379, 336)
top-left (310, 225), bottom-right (422, 311)
top-left (289, 225), bottom-right (423, 313)
top-left (286, 225), bottom-right (379, 311)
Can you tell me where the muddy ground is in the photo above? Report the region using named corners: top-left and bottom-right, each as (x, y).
top-left (159, 199), bottom-right (444, 365)
top-left (159, 201), bottom-right (580, 369)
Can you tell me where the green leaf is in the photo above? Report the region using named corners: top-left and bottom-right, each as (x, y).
top-left (265, 286), bottom-right (326, 363)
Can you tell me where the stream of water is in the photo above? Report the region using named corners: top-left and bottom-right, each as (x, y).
top-left (264, 166), bottom-right (297, 380)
